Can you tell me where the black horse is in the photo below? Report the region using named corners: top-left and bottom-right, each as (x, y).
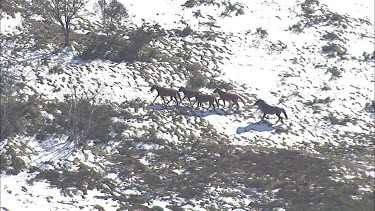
top-left (254, 99), bottom-right (288, 124)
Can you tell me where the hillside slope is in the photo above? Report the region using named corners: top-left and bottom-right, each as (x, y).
top-left (1, 0), bottom-right (374, 210)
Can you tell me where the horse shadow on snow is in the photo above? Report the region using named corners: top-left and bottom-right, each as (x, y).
top-left (236, 120), bottom-right (283, 134)
top-left (148, 103), bottom-right (235, 117)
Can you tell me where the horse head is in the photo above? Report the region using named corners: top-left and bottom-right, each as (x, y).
top-left (178, 87), bottom-right (185, 92)
top-left (254, 99), bottom-right (264, 106)
top-left (150, 85), bottom-right (157, 92)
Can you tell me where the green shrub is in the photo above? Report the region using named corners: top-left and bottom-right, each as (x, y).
top-left (364, 100), bottom-right (375, 113)
top-left (304, 97), bottom-right (332, 107)
top-left (206, 78), bottom-right (234, 90)
top-left (178, 25), bottom-right (193, 37)
top-left (363, 51), bottom-right (375, 61)
top-left (255, 27), bottom-right (268, 39)
top-left (53, 96), bottom-right (118, 146)
top-left (322, 43), bottom-right (347, 57)
top-left (0, 146), bottom-right (26, 175)
top-left (35, 164), bottom-right (111, 196)
top-left (326, 66), bottom-right (342, 78)
top-left (187, 71), bottom-right (207, 89)
top-left (1, 93), bottom-right (46, 140)
top-left (323, 32), bottom-right (342, 41)
top-left (221, 2), bottom-right (245, 17)
top-left (324, 113), bottom-right (353, 125)
top-left (80, 24), bottom-right (160, 63)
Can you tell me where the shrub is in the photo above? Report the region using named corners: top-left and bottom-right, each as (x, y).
top-left (80, 24), bottom-right (160, 63)
top-left (324, 113), bottom-right (352, 125)
top-left (364, 100), bottom-right (375, 113)
top-left (34, 163), bottom-right (111, 196)
top-left (187, 71), bottom-right (207, 89)
top-left (78, 34), bottom-right (109, 61)
top-left (322, 43), bottom-right (347, 58)
top-left (179, 25), bottom-right (193, 37)
top-left (221, 2), bottom-right (245, 17)
top-left (363, 51), bottom-right (375, 61)
top-left (0, 146), bottom-right (26, 175)
top-left (206, 78), bottom-right (234, 90)
top-left (323, 32), bottom-right (342, 41)
top-left (304, 97), bottom-right (333, 107)
top-left (326, 66), bottom-right (342, 78)
top-left (1, 94), bottom-right (46, 140)
top-left (53, 95), bottom-right (117, 147)
top-left (49, 63), bottom-right (64, 74)
top-left (255, 27), bottom-right (268, 39)
top-left (182, 0), bottom-right (219, 8)
top-left (294, 0), bottom-right (351, 32)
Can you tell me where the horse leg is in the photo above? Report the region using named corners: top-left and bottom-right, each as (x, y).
top-left (262, 113), bottom-right (267, 121)
top-left (209, 101), bottom-right (214, 109)
top-left (152, 95), bottom-right (159, 104)
top-left (276, 113), bottom-right (284, 124)
top-left (235, 100), bottom-right (239, 109)
top-left (166, 96), bottom-right (173, 105)
top-left (217, 99), bottom-right (221, 107)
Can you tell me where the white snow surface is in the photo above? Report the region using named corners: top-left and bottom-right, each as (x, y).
top-left (1, 0), bottom-right (374, 210)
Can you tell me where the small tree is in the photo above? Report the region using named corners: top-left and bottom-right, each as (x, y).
top-left (33, 0), bottom-right (87, 47)
top-left (96, 0), bottom-right (128, 49)
top-left (96, 0), bottom-right (128, 35)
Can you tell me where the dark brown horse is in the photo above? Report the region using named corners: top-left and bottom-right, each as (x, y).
top-left (150, 85), bottom-right (181, 105)
top-left (192, 92), bottom-right (219, 109)
top-left (213, 88), bottom-right (244, 109)
top-left (254, 99), bottom-right (288, 124)
top-left (178, 87), bottom-right (201, 105)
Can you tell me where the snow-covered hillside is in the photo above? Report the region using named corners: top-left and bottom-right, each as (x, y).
top-left (1, 0), bottom-right (374, 210)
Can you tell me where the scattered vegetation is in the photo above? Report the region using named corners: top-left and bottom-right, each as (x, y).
top-left (220, 2), bottom-right (245, 17)
top-left (325, 66), bottom-right (343, 78)
top-left (182, 0), bottom-right (245, 18)
top-left (291, 0), bottom-right (351, 33)
top-left (255, 27), bottom-right (268, 39)
top-left (362, 51), bottom-right (375, 61)
top-left (322, 31), bottom-right (343, 41)
top-left (80, 23), bottom-right (162, 63)
top-left (304, 97), bottom-right (333, 107)
top-left (0, 146), bottom-right (27, 175)
top-left (321, 43), bottom-right (347, 58)
top-left (34, 163), bottom-right (116, 196)
top-left (324, 112), bottom-right (356, 126)
top-left (364, 100), bottom-right (375, 113)
top-left (1, 0), bottom-right (373, 210)
top-left (32, 0), bottom-right (87, 46)
top-left (187, 70), bottom-right (207, 89)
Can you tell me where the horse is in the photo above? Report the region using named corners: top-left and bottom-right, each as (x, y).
top-left (178, 87), bottom-right (201, 105)
top-left (192, 92), bottom-right (219, 109)
top-left (213, 88), bottom-right (244, 109)
top-left (150, 85), bottom-right (181, 105)
top-left (254, 99), bottom-right (288, 124)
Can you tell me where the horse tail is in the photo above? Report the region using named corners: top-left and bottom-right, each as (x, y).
top-left (281, 108), bottom-right (288, 119)
top-left (238, 95), bottom-right (245, 103)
